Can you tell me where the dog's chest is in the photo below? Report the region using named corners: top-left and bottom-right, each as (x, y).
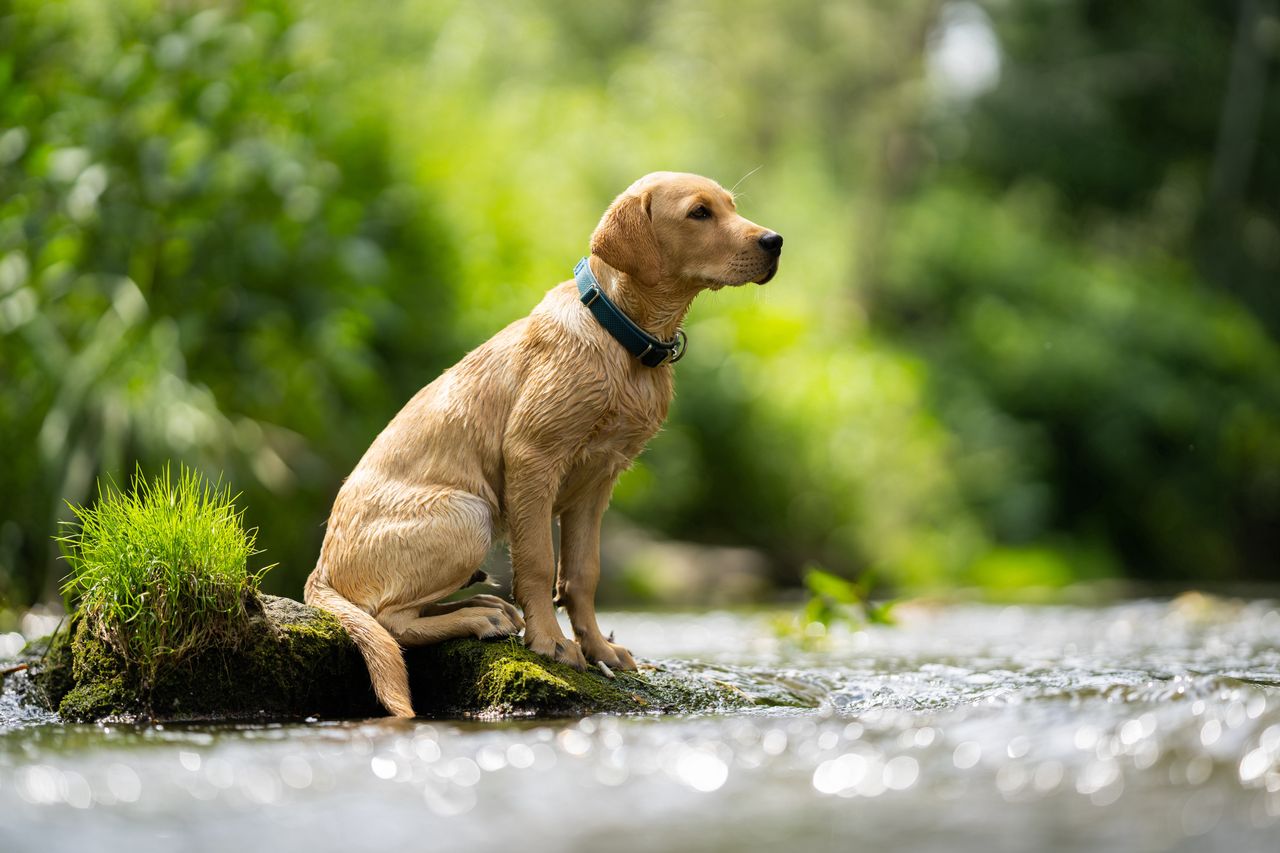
top-left (579, 372), bottom-right (670, 464)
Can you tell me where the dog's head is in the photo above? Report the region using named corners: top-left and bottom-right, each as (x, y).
top-left (590, 172), bottom-right (782, 289)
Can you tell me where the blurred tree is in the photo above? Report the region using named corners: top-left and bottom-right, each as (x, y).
top-left (861, 0), bottom-right (1280, 584)
top-left (0, 0), bottom-right (458, 603)
top-left (873, 183), bottom-right (1280, 583)
top-left (960, 0), bottom-right (1280, 333)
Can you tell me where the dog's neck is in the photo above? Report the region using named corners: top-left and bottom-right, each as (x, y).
top-left (588, 255), bottom-right (697, 343)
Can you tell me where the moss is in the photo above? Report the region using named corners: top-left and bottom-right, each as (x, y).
top-left (59, 673), bottom-right (132, 721)
top-left (59, 616), bottom-right (133, 719)
top-left (22, 617), bottom-right (78, 712)
top-left (479, 658), bottom-right (576, 706)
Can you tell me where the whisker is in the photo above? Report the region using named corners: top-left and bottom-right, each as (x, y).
top-left (731, 165), bottom-right (763, 195)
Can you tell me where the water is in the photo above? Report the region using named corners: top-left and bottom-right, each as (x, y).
top-left (3, 598), bottom-right (1280, 852)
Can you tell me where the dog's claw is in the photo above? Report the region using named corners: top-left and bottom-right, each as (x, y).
top-left (579, 634), bottom-right (637, 672)
top-left (475, 609), bottom-right (519, 639)
top-left (554, 639), bottom-right (588, 671)
top-left (527, 632), bottom-right (588, 670)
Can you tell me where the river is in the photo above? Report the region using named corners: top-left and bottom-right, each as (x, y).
top-left (3, 598), bottom-right (1279, 852)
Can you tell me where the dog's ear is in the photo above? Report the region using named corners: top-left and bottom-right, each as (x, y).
top-left (590, 189), bottom-right (662, 284)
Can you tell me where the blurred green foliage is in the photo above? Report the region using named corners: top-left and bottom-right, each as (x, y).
top-left (2, 0), bottom-right (1278, 605)
top-left (876, 182), bottom-right (1280, 583)
top-left (1, 0), bottom-right (458, 601)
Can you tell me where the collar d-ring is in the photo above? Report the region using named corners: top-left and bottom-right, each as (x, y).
top-left (668, 329), bottom-right (688, 364)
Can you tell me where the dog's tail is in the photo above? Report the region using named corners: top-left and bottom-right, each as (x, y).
top-left (304, 570), bottom-right (415, 718)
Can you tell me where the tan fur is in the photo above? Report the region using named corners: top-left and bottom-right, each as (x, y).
top-left (305, 172), bottom-right (782, 716)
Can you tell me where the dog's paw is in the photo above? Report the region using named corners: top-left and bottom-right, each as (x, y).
top-left (525, 632), bottom-right (588, 671)
top-left (552, 638), bottom-right (588, 670)
top-left (474, 609), bottom-right (521, 640)
top-left (466, 594), bottom-right (526, 631)
top-left (609, 642), bottom-right (637, 671)
top-left (581, 636), bottom-right (637, 671)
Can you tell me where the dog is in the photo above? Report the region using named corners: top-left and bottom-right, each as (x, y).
top-left (305, 172), bottom-right (783, 717)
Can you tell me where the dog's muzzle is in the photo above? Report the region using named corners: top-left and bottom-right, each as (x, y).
top-left (755, 231), bottom-right (782, 284)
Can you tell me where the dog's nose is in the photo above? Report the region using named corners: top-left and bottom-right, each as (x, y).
top-left (758, 231), bottom-right (783, 255)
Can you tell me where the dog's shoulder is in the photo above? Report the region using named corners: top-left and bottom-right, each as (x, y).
top-left (528, 279), bottom-right (600, 342)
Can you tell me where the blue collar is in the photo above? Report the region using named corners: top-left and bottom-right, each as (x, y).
top-left (574, 257), bottom-right (687, 368)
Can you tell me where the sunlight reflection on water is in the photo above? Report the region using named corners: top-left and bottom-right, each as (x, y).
top-left (3, 600), bottom-right (1280, 852)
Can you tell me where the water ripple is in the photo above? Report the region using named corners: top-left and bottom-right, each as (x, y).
top-left (3, 598), bottom-right (1280, 852)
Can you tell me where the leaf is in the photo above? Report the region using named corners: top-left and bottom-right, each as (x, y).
top-left (803, 566), bottom-right (864, 606)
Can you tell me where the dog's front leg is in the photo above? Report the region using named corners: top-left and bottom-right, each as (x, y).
top-left (558, 481), bottom-right (636, 671)
top-left (507, 465), bottom-right (589, 671)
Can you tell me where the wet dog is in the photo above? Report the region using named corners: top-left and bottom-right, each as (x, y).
top-left (305, 172), bottom-right (782, 716)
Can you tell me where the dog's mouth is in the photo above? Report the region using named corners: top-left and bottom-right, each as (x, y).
top-left (754, 262), bottom-right (779, 285)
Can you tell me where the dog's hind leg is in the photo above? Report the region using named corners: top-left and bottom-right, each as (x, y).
top-left (420, 596), bottom-right (524, 630)
top-left (378, 604), bottom-right (520, 647)
top-left (327, 486), bottom-right (497, 611)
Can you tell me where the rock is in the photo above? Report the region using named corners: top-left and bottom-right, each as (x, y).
top-left (25, 596), bottom-right (377, 722)
top-left (22, 595), bottom-right (753, 722)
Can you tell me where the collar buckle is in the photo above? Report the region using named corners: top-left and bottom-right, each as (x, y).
top-left (666, 329), bottom-right (688, 364)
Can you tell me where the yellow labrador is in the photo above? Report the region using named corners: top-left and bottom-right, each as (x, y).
top-left (305, 172), bottom-right (783, 717)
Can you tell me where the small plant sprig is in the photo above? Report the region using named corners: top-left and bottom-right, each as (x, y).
top-left (58, 464), bottom-right (270, 687)
top-left (774, 565), bottom-right (896, 646)
top-left (803, 566), bottom-right (896, 629)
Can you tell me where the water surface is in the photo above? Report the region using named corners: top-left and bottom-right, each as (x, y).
top-left (3, 599), bottom-right (1279, 852)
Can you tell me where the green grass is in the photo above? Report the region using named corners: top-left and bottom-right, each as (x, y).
top-left (58, 465), bottom-right (269, 687)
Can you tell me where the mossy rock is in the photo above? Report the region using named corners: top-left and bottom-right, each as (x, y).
top-left (23, 595), bottom-right (754, 722)
top-left (404, 636), bottom-right (752, 717)
top-left (27, 596), bottom-right (379, 722)
top-left (15, 626), bottom-right (76, 709)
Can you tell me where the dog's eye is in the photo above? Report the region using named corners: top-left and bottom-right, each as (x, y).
top-left (688, 205), bottom-right (711, 220)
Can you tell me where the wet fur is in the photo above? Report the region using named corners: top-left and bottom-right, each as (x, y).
top-left (305, 172), bottom-right (781, 717)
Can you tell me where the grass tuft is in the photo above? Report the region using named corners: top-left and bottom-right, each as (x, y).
top-left (58, 464), bottom-right (270, 688)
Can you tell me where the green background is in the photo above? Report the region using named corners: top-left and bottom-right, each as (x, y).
top-left (2, 0), bottom-right (1278, 606)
